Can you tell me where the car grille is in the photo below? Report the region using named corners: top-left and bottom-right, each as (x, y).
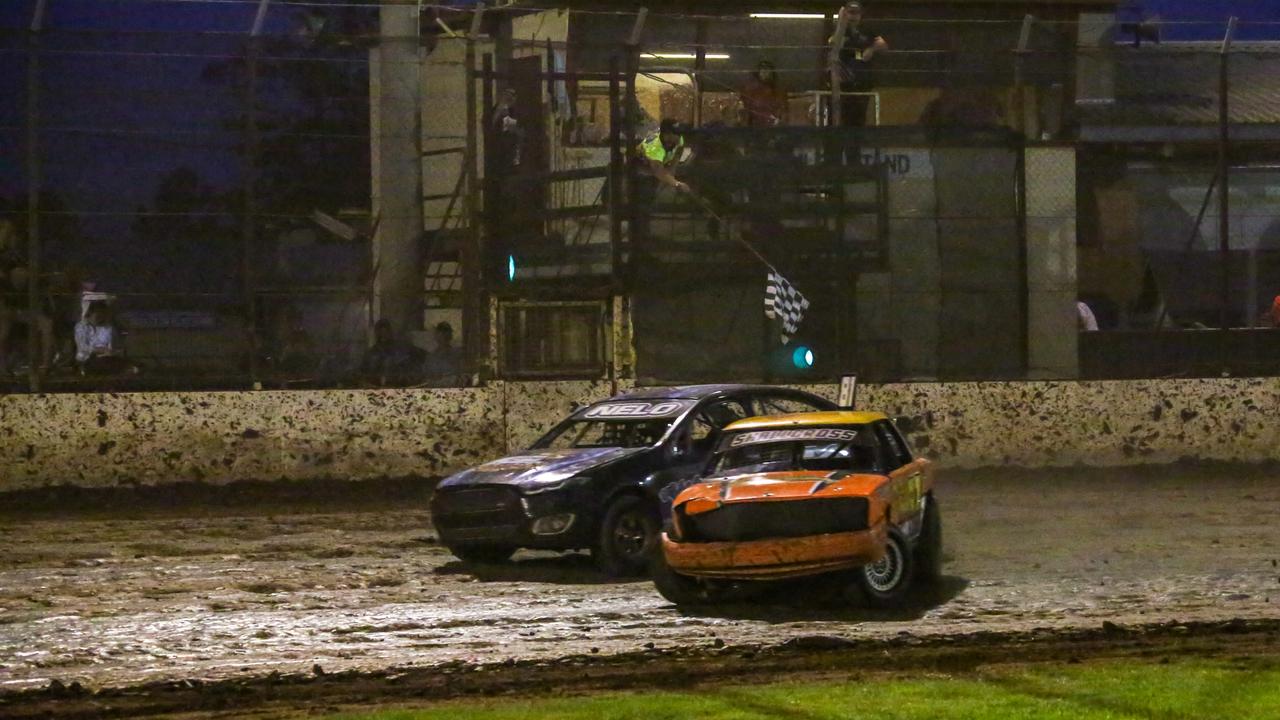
top-left (678, 497), bottom-right (868, 542)
top-left (432, 486), bottom-right (525, 532)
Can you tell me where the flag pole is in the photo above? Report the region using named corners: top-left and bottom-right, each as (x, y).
top-left (684, 189), bottom-right (778, 273)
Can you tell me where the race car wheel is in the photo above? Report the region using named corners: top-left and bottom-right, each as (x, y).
top-left (913, 494), bottom-right (943, 585)
top-left (855, 527), bottom-right (915, 608)
top-left (594, 495), bottom-right (660, 577)
top-left (649, 548), bottom-right (726, 606)
top-left (446, 544), bottom-right (515, 564)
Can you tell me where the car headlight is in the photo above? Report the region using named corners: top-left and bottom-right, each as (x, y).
top-left (522, 474), bottom-right (588, 495)
top-left (530, 513), bottom-right (576, 535)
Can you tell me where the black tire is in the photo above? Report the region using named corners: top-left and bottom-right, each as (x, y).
top-left (446, 544), bottom-right (515, 564)
top-left (649, 548), bottom-right (726, 606)
top-left (854, 527), bottom-right (915, 608)
top-left (593, 495), bottom-right (660, 577)
top-left (913, 494), bottom-right (943, 585)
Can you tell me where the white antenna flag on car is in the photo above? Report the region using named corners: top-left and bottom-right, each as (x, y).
top-left (838, 375), bottom-right (859, 409)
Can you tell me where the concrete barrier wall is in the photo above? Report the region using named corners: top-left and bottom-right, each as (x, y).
top-left (1, 378), bottom-right (1276, 491)
top-left (860, 378), bottom-right (1279, 468)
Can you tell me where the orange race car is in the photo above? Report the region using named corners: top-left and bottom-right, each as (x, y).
top-left (651, 411), bottom-right (941, 607)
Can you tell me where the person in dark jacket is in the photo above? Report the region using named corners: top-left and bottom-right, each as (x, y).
top-left (833, 1), bottom-right (888, 127)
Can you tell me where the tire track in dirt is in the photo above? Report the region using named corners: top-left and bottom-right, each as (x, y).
top-left (1, 465), bottom-right (1278, 696)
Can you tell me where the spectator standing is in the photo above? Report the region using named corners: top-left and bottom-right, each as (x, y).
top-left (489, 87), bottom-right (541, 260)
top-left (740, 60), bottom-right (789, 127)
top-left (491, 87), bottom-right (524, 170)
top-left (423, 321), bottom-right (464, 386)
top-left (833, 1), bottom-right (888, 127)
top-left (361, 319), bottom-right (424, 387)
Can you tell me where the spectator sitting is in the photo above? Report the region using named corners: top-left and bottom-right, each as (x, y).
top-left (361, 319), bottom-right (424, 387)
top-left (740, 60), bottom-right (789, 127)
top-left (1270, 295), bottom-right (1280, 328)
top-left (75, 300), bottom-right (135, 375)
top-left (78, 279), bottom-right (114, 322)
top-left (423, 321), bottom-right (464, 386)
top-left (1077, 300), bottom-right (1099, 332)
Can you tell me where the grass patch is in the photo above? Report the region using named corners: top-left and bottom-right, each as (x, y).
top-left (325, 656), bottom-right (1280, 720)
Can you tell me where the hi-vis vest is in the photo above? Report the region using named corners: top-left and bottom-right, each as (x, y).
top-left (636, 133), bottom-right (684, 167)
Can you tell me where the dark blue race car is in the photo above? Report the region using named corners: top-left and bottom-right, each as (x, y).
top-left (430, 384), bottom-right (836, 576)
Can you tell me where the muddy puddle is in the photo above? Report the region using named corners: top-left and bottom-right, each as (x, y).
top-left (2, 465), bottom-right (1278, 693)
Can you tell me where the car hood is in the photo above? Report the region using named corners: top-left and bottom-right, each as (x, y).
top-left (439, 447), bottom-right (651, 491)
top-left (675, 470), bottom-right (890, 514)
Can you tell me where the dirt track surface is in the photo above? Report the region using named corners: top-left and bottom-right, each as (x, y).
top-left (2, 465), bottom-right (1278, 701)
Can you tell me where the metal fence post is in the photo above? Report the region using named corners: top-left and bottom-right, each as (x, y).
top-left (463, 6), bottom-right (485, 380)
top-left (623, 8), bottom-right (646, 287)
top-left (1218, 18), bottom-right (1236, 347)
top-left (828, 8), bottom-right (851, 128)
top-left (1014, 14), bottom-right (1034, 137)
top-left (242, 0), bottom-right (270, 388)
top-left (607, 56), bottom-right (622, 288)
top-left (25, 0), bottom-right (48, 393)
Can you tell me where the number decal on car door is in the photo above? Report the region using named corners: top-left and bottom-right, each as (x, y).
top-left (891, 471), bottom-right (923, 523)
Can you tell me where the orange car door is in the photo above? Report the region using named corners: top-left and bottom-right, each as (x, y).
top-left (877, 420), bottom-right (926, 527)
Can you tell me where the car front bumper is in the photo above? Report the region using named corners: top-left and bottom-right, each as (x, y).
top-left (661, 523), bottom-right (888, 580)
top-left (430, 484), bottom-right (596, 549)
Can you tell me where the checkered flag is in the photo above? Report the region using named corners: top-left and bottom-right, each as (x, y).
top-left (764, 270), bottom-right (809, 344)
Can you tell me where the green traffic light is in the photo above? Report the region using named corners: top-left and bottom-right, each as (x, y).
top-left (792, 345), bottom-right (814, 369)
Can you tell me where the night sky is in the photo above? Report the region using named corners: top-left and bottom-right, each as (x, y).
top-left (0, 0), bottom-right (1275, 281)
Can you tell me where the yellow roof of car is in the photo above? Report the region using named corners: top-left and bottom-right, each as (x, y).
top-left (725, 410), bottom-right (888, 431)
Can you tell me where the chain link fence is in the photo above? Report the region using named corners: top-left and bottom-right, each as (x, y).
top-left (2, 2), bottom-right (1278, 392)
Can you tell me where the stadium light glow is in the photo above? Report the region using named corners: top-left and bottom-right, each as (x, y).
top-left (642, 52), bottom-right (731, 60)
top-left (507, 255), bottom-right (517, 281)
top-left (749, 13), bottom-right (835, 19)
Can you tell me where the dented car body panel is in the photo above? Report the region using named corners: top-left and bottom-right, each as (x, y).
top-left (430, 386), bottom-right (836, 556)
top-left (662, 411), bottom-right (935, 581)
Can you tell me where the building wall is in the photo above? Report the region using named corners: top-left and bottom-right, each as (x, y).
top-left (371, 5), bottom-right (425, 334)
top-left (2, 377), bottom-right (1276, 492)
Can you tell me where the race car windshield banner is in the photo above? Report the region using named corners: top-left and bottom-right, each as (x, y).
top-left (722, 427), bottom-right (860, 449)
top-left (577, 400), bottom-right (695, 420)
